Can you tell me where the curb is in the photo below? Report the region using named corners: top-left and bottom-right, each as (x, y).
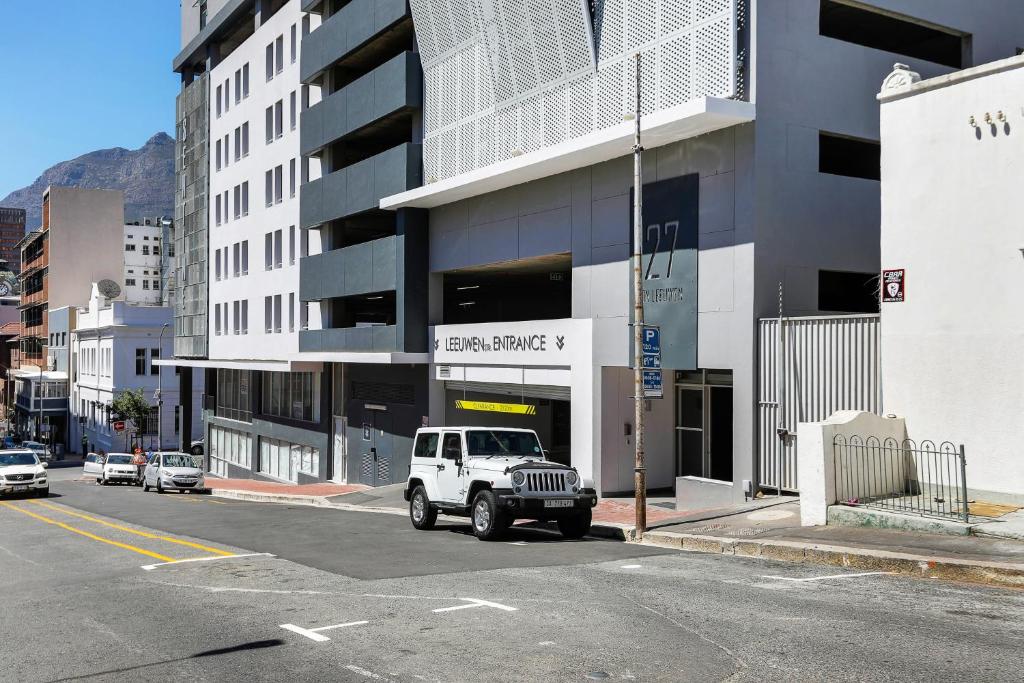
top-left (209, 488), bottom-right (407, 517)
top-left (637, 530), bottom-right (1024, 589)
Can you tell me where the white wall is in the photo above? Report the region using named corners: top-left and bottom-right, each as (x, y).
top-left (879, 56), bottom-right (1024, 499)
top-left (124, 222), bottom-right (164, 305)
top-left (208, 0), bottom-right (304, 361)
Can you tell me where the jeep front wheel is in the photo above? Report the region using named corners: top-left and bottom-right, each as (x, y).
top-left (471, 490), bottom-right (506, 541)
top-left (557, 510), bottom-right (592, 539)
top-left (409, 485), bottom-right (438, 530)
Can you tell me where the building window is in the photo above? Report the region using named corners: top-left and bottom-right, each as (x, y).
top-left (289, 91), bottom-right (296, 131)
top-left (274, 229), bottom-right (283, 268)
top-left (289, 225), bottom-right (295, 265)
top-left (234, 126), bottom-right (241, 161)
top-left (818, 270), bottom-right (879, 313)
top-left (241, 122), bottom-right (249, 157)
top-left (241, 299), bottom-right (248, 334)
top-left (241, 240), bottom-right (249, 275)
top-left (264, 233), bottom-right (273, 270)
top-left (210, 424), bottom-right (252, 474)
top-left (153, 246), bottom-right (160, 255)
top-left (265, 170), bottom-right (273, 207)
top-left (259, 438), bottom-right (319, 482)
top-left (234, 69), bottom-right (241, 104)
top-left (150, 348), bottom-right (160, 375)
top-left (275, 35), bottom-right (284, 74)
top-left (242, 181), bottom-right (249, 216)
top-left (215, 139), bottom-right (222, 171)
top-left (216, 369), bottom-right (252, 423)
top-left (215, 83), bottom-right (221, 118)
top-left (273, 294), bottom-right (282, 334)
top-left (242, 63), bottom-right (250, 98)
top-left (289, 293), bottom-right (295, 333)
top-left (264, 296), bottom-right (273, 333)
top-left (223, 135), bottom-right (230, 166)
top-left (289, 158), bottom-right (296, 198)
top-left (125, 243), bottom-right (136, 252)
top-left (260, 371), bottom-right (320, 424)
top-left (199, 1), bottom-right (207, 29)
top-left (142, 245), bottom-right (150, 256)
top-left (215, 248), bottom-right (222, 280)
top-left (135, 348), bottom-right (146, 375)
top-left (819, 0), bottom-right (969, 69)
top-left (266, 42), bottom-right (274, 81)
top-left (300, 229), bottom-right (309, 258)
top-left (142, 280), bottom-right (150, 290)
top-left (290, 24), bottom-right (297, 63)
top-left (274, 100), bottom-right (283, 139)
top-left (224, 78), bottom-right (230, 112)
top-left (274, 165), bottom-right (283, 204)
top-left (215, 304), bottom-right (221, 335)
top-left (233, 242), bottom-right (241, 277)
top-left (126, 278), bottom-right (136, 286)
top-left (233, 301), bottom-right (240, 335)
top-left (265, 105), bottom-right (273, 144)
top-left (819, 132), bottom-right (880, 181)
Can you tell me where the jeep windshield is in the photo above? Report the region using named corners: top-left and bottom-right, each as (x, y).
top-left (466, 430), bottom-right (543, 459)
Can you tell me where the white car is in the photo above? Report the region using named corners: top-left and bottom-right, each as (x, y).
top-left (98, 453), bottom-right (139, 485)
top-left (21, 441), bottom-right (52, 462)
top-left (82, 452), bottom-right (103, 478)
top-left (142, 452), bottom-right (205, 493)
top-left (0, 449), bottom-right (49, 498)
top-left (404, 427), bottom-right (597, 541)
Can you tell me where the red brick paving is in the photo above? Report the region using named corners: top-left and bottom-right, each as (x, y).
top-left (208, 477), bottom-right (368, 497)
top-left (592, 499), bottom-right (681, 526)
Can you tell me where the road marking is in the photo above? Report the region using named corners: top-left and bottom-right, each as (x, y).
top-left (506, 541), bottom-right (529, 546)
top-left (0, 501), bottom-right (177, 563)
top-left (140, 552), bottom-right (275, 571)
top-left (761, 571), bottom-right (894, 583)
top-left (433, 598), bottom-right (517, 613)
top-left (620, 564), bottom-right (642, 569)
top-left (29, 500), bottom-right (234, 556)
top-left (280, 620), bottom-right (369, 642)
top-left (345, 664), bottom-right (389, 680)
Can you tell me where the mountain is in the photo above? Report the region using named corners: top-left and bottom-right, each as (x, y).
top-left (0, 132), bottom-right (175, 230)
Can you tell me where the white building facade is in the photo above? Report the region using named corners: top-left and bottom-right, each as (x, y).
top-left (70, 285), bottom-right (204, 454)
top-left (878, 55), bottom-right (1024, 501)
top-left (124, 219), bottom-right (167, 305)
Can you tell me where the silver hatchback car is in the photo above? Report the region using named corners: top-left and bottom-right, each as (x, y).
top-left (142, 452), bottom-right (205, 493)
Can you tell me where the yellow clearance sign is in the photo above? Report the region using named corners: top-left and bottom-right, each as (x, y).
top-left (454, 400), bottom-right (537, 415)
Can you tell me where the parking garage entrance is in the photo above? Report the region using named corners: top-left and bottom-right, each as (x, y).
top-left (443, 382), bottom-right (571, 466)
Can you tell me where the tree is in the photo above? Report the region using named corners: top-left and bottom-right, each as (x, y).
top-left (110, 389), bottom-right (153, 445)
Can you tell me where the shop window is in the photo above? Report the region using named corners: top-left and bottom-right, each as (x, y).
top-left (260, 371), bottom-right (320, 423)
top-left (819, 0), bottom-right (968, 69)
top-left (215, 369), bottom-right (252, 423)
top-left (819, 132), bottom-right (879, 180)
top-left (818, 270), bottom-right (879, 313)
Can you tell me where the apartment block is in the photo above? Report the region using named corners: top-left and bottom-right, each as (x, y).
top-left (124, 218), bottom-right (170, 305)
top-left (172, 1), bottom-right (1024, 501)
top-left (0, 207), bottom-right (25, 273)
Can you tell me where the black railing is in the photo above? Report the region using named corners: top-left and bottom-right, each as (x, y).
top-left (833, 435), bottom-right (968, 523)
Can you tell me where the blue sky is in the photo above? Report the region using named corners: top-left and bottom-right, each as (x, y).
top-left (0, 1), bottom-right (180, 198)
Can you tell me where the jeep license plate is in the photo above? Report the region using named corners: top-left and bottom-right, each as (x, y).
top-left (544, 499), bottom-right (573, 508)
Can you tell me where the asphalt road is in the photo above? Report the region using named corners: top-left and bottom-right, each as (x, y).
top-left (0, 469), bottom-right (1020, 682)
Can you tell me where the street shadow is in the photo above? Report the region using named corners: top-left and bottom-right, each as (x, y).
top-left (434, 521), bottom-right (593, 543)
top-left (47, 639), bottom-right (285, 682)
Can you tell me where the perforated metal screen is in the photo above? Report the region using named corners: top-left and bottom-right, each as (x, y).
top-left (410, 0), bottom-right (738, 182)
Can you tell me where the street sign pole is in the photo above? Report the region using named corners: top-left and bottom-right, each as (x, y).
top-left (631, 53), bottom-right (647, 540)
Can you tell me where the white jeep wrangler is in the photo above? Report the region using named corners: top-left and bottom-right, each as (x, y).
top-left (403, 427), bottom-right (598, 540)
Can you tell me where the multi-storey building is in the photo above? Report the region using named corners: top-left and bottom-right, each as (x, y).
top-left (0, 208), bottom-right (25, 273)
top-left (173, 1), bottom-right (1024, 501)
top-left (70, 284), bottom-right (204, 454)
top-left (124, 218), bottom-right (170, 305)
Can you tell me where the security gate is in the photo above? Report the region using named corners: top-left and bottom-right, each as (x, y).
top-left (757, 314), bottom-right (881, 492)
top-left (359, 412), bottom-right (394, 486)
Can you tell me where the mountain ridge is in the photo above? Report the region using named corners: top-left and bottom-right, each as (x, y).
top-left (0, 132), bottom-right (175, 231)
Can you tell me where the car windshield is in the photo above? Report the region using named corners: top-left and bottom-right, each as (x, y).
top-left (23, 443), bottom-right (43, 451)
top-left (0, 453), bottom-right (38, 466)
top-left (466, 430), bottom-right (543, 458)
top-left (161, 454), bottom-right (198, 468)
top-left (106, 455), bottom-right (133, 464)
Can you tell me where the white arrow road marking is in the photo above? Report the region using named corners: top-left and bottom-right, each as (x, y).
top-left (141, 553), bottom-right (274, 571)
top-left (433, 598), bottom-right (517, 613)
top-left (761, 571), bottom-right (894, 583)
top-left (280, 620), bottom-right (369, 642)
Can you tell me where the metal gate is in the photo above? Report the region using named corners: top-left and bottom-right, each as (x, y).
top-left (758, 314), bottom-right (881, 492)
top-left (359, 412), bottom-right (394, 486)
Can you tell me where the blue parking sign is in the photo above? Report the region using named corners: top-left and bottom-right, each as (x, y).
top-left (643, 370), bottom-right (663, 399)
top-left (642, 326), bottom-right (660, 356)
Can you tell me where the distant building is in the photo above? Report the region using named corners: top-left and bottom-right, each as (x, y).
top-left (70, 284), bottom-right (204, 454)
top-left (0, 321), bottom-right (22, 434)
top-left (17, 186), bottom-right (125, 370)
top-left (124, 217), bottom-right (170, 305)
top-left (0, 207), bottom-right (25, 273)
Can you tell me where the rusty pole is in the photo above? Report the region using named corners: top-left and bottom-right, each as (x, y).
top-left (632, 53), bottom-right (647, 540)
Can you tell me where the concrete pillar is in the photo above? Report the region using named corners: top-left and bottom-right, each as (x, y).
top-left (569, 319), bottom-right (599, 489)
top-left (177, 367), bottom-right (193, 452)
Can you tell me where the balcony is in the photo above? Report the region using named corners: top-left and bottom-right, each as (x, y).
top-left (300, 143), bottom-right (422, 228)
top-left (300, 235), bottom-right (397, 303)
top-left (19, 279), bottom-right (48, 309)
top-left (300, 0), bottom-right (409, 84)
top-left (299, 325), bottom-right (398, 353)
top-left (301, 52), bottom-right (422, 157)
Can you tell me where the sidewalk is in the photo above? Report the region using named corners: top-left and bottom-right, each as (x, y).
top-left (206, 476), bottom-right (368, 502)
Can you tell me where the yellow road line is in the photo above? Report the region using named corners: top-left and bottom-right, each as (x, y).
top-left (0, 501), bottom-right (177, 563)
top-left (28, 500), bottom-right (234, 557)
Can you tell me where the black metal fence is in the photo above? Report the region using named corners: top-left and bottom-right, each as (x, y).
top-left (832, 435), bottom-right (968, 523)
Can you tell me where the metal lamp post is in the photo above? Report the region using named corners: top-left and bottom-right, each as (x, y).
top-left (36, 365), bottom-right (43, 443)
top-left (156, 323), bottom-right (168, 452)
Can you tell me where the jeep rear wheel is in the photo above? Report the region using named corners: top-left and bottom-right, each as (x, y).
top-left (409, 485), bottom-right (437, 530)
top-left (471, 490), bottom-right (506, 541)
top-left (557, 510), bottom-right (592, 539)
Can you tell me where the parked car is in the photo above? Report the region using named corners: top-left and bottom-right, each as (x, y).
top-left (21, 441), bottom-right (52, 462)
top-left (0, 449), bottom-right (48, 498)
top-left (142, 452), bottom-right (205, 493)
top-left (83, 452), bottom-right (104, 478)
top-left (99, 453), bottom-right (139, 485)
top-left (404, 427), bottom-right (598, 540)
